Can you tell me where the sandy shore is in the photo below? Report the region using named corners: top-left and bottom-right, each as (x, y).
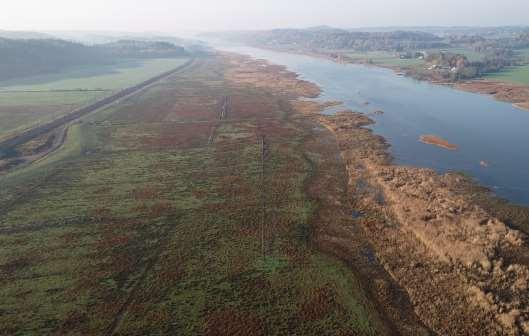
top-left (514, 102), bottom-right (529, 111)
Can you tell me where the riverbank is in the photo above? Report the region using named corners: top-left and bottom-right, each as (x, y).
top-left (257, 45), bottom-right (529, 112)
top-left (456, 80), bottom-right (529, 111)
top-left (234, 51), bottom-right (529, 335)
top-left (344, 55), bottom-right (529, 113)
top-left (318, 109), bottom-right (529, 335)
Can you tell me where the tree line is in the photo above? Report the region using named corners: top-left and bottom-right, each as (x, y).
top-left (0, 38), bottom-right (189, 81)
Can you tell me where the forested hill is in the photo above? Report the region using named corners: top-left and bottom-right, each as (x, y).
top-left (206, 28), bottom-right (447, 51)
top-left (94, 40), bottom-right (188, 58)
top-left (0, 30), bottom-right (54, 39)
top-left (0, 38), bottom-right (107, 81)
top-left (0, 38), bottom-right (189, 81)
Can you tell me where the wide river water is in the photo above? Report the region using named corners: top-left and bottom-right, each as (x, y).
top-left (222, 46), bottom-right (529, 206)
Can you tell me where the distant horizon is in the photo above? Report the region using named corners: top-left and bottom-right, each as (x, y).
top-left (2, 24), bottom-right (529, 39)
top-left (2, 0), bottom-right (528, 34)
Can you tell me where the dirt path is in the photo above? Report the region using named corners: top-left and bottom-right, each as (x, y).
top-left (208, 95), bottom-right (231, 145)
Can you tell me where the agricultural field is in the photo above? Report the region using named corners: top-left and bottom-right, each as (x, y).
top-left (0, 58), bottom-right (190, 91)
top-left (344, 48), bottom-right (486, 68)
top-left (0, 55), bottom-right (393, 335)
top-left (484, 65), bottom-right (529, 85)
top-left (482, 48), bottom-right (529, 85)
top-left (0, 91), bottom-right (107, 141)
top-left (0, 58), bottom-right (189, 141)
top-left (345, 51), bottom-right (425, 67)
top-left (515, 48), bottom-right (529, 63)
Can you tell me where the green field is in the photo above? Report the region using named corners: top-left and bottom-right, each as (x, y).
top-left (515, 48), bottom-right (529, 63)
top-left (344, 47), bottom-right (486, 68)
top-left (355, 46), bottom-right (529, 85)
top-left (0, 58), bottom-right (189, 141)
top-left (0, 91), bottom-right (108, 141)
top-left (345, 51), bottom-right (425, 67)
top-left (0, 58), bottom-right (190, 91)
top-left (484, 65), bottom-right (529, 85)
top-left (481, 48), bottom-right (529, 85)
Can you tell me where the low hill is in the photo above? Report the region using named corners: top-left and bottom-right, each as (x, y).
top-left (0, 37), bottom-right (189, 81)
top-left (0, 30), bottom-right (54, 40)
top-left (95, 40), bottom-right (189, 58)
top-left (205, 28), bottom-right (447, 51)
top-left (0, 38), bottom-right (107, 81)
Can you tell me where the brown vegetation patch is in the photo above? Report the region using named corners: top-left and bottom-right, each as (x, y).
top-left (319, 109), bottom-right (529, 335)
top-left (204, 308), bottom-right (264, 336)
top-left (132, 186), bottom-right (160, 200)
top-left (0, 256), bottom-right (33, 278)
top-left (116, 123), bottom-right (212, 150)
top-left (457, 80), bottom-right (529, 108)
top-left (224, 53), bottom-right (320, 98)
top-left (164, 95), bottom-right (220, 121)
top-left (420, 134), bottom-right (458, 150)
top-left (299, 286), bottom-right (337, 321)
top-left (229, 94), bottom-right (279, 119)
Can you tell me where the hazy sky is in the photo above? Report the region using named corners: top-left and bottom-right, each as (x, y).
top-left (2, 0), bottom-right (528, 34)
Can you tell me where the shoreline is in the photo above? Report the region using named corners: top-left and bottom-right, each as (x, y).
top-left (313, 109), bottom-right (529, 335)
top-left (233, 50), bottom-right (529, 334)
top-left (254, 45), bottom-right (529, 112)
top-left (514, 102), bottom-right (529, 111)
top-left (234, 45), bottom-right (529, 205)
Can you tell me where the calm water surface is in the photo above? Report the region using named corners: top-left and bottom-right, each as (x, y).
top-left (222, 46), bottom-right (529, 205)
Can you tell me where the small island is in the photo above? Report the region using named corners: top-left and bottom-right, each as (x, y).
top-left (420, 135), bottom-right (458, 150)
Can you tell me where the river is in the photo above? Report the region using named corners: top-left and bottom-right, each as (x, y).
top-left (221, 46), bottom-right (529, 206)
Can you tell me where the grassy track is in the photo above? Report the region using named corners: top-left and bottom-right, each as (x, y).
top-left (0, 55), bottom-right (388, 335)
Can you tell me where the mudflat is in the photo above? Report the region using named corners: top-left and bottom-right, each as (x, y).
top-left (419, 134), bottom-right (458, 150)
top-left (457, 80), bottom-right (529, 111)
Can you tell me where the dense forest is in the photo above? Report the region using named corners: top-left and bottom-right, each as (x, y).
top-left (0, 30), bottom-right (54, 40)
top-left (209, 28), bottom-right (448, 51)
top-left (93, 40), bottom-right (187, 58)
top-left (0, 37), bottom-right (189, 81)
